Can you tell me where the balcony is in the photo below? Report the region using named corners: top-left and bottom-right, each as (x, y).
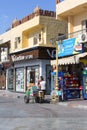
top-left (56, 0), bottom-right (87, 18)
top-left (58, 28), bottom-right (87, 43)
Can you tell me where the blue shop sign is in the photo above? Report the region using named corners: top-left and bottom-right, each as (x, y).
top-left (51, 71), bottom-right (64, 77)
top-left (58, 38), bottom-right (84, 57)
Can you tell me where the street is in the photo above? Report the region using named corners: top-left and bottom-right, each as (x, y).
top-left (0, 92), bottom-right (87, 130)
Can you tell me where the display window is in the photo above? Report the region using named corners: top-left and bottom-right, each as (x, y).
top-left (27, 67), bottom-right (31, 86)
top-left (16, 68), bottom-right (24, 92)
top-left (27, 66), bottom-right (39, 87)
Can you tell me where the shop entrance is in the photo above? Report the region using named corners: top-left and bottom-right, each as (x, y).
top-left (30, 70), bottom-right (35, 83)
top-left (58, 64), bottom-right (81, 100)
top-left (46, 65), bottom-right (52, 94)
top-left (0, 70), bottom-right (6, 90)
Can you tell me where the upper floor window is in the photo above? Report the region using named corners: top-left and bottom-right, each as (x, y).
top-left (14, 37), bottom-right (21, 49)
top-left (33, 34), bottom-right (38, 45)
top-left (39, 33), bottom-right (41, 42)
top-left (33, 33), bottom-right (42, 45)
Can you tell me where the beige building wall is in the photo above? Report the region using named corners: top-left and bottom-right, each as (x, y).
top-left (39, 16), bottom-right (67, 46)
top-left (0, 16), bottom-right (40, 52)
top-left (0, 31), bottom-right (11, 43)
top-left (0, 13), bottom-right (67, 53)
top-left (56, 0), bottom-right (87, 34)
top-left (0, 7), bottom-right (68, 58)
top-left (67, 12), bottom-right (87, 34)
top-left (74, 12), bottom-right (87, 32)
top-left (56, 0), bottom-right (87, 18)
top-left (68, 16), bottom-right (74, 34)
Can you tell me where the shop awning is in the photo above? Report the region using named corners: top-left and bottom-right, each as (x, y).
top-left (51, 55), bottom-right (76, 65)
top-left (75, 52), bottom-right (87, 63)
top-left (51, 52), bottom-right (87, 66)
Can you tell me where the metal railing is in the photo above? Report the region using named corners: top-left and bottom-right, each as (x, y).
top-left (58, 28), bottom-right (87, 41)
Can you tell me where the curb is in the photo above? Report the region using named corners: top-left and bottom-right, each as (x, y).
top-left (59, 102), bottom-right (87, 110)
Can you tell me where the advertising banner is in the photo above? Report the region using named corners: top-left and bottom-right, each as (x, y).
top-left (58, 38), bottom-right (84, 57)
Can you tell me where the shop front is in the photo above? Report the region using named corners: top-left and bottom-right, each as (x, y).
top-left (7, 46), bottom-right (55, 94)
top-left (51, 37), bottom-right (85, 99)
top-left (79, 54), bottom-right (87, 100)
top-left (51, 57), bottom-right (82, 99)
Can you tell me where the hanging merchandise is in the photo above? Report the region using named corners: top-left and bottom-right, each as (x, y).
top-left (63, 72), bottom-right (80, 100)
top-left (51, 70), bottom-right (81, 101)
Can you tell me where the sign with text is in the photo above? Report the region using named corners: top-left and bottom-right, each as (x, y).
top-left (10, 47), bottom-right (56, 62)
top-left (58, 38), bottom-right (84, 57)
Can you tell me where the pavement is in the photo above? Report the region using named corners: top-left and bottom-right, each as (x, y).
top-left (58, 99), bottom-right (87, 110)
top-left (0, 90), bottom-right (87, 110)
top-left (0, 89), bottom-right (25, 98)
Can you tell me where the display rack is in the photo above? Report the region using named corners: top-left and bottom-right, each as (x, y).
top-left (63, 74), bottom-right (80, 99)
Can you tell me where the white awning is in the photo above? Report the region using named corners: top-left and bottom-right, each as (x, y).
top-left (75, 52), bottom-right (87, 63)
top-left (51, 56), bottom-right (76, 65)
top-left (51, 52), bottom-right (87, 65)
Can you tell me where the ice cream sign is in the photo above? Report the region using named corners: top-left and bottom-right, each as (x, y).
top-left (58, 38), bottom-right (84, 57)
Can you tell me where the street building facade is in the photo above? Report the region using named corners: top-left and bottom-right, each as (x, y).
top-left (51, 0), bottom-right (87, 99)
top-left (0, 7), bottom-right (67, 94)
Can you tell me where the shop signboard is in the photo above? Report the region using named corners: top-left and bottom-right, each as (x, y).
top-left (10, 47), bottom-right (56, 62)
top-left (58, 38), bottom-right (84, 57)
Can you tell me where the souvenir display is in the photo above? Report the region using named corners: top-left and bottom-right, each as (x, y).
top-left (63, 72), bottom-right (80, 99)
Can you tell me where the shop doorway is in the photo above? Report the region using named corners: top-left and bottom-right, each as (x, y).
top-left (30, 70), bottom-right (35, 83)
top-left (0, 70), bottom-right (6, 90)
top-left (46, 65), bottom-right (52, 94)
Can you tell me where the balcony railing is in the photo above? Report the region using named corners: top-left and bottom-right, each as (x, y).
top-left (58, 29), bottom-right (87, 42)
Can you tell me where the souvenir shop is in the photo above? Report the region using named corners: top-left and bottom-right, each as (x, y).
top-left (51, 37), bottom-right (87, 100)
top-left (51, 52), bottom-right (87, 100)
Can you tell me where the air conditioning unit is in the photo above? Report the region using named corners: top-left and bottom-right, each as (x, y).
top-left (78, 33), bottom-right (87, 43)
